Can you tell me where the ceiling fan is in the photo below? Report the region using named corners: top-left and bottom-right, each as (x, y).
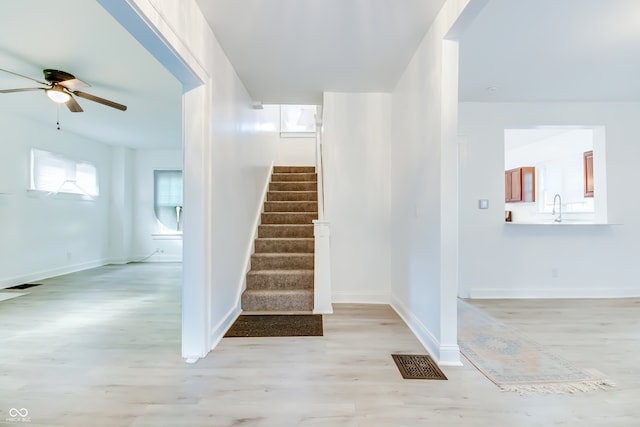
top-left (0, 68), bottom-right (127, 112)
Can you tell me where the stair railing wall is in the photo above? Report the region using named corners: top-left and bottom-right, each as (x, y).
top-left (313, 105), bottom-right (333, 314)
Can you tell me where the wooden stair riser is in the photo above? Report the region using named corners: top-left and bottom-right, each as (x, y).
top-left (258, 224), bottom-right (314, 238)
top-left (251, 253), bottom-right (314, 270)
top-left (254, 238), bottom-right (314, 253)
top-left (261, 212), bottom-right (318, 224)
top-left (267, 191), bottom-right (318, 202)
top-left (241, 289), bottom-right (313, 312)
top-left (264, 201), bottom-right (318, 213)
top-left (269, 181), bottom-right (317, 192)
top-left (271, 173), bottom-right (317, 182)
top-left (273, 166), bottom-right (315, 174)
top-left (246, 270), bottom-right (313, 290)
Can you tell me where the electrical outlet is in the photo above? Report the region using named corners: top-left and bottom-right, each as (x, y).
top-left (551, 268), bottom-right (559, 278)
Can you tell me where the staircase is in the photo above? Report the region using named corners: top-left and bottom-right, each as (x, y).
top-left (241, 166), bottom-right (318, 313)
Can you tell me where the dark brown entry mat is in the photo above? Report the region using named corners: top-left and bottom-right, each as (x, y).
top-left (391, 354), bottom-right (448, 380)
top-left (225, 314), bottom-right (323, 337)
top-left (6, 283), bottom-right (43, 290)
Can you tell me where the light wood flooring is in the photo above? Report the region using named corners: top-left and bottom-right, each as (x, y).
top-left (1, 263), bottom-right (639, 426)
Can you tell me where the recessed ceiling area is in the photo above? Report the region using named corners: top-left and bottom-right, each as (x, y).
top-left (459, 0), bottom-right (640, 102)
top-left (196, 0), bottom-right (447, 104)
top-left (0, 0), bottom-right (182, 149)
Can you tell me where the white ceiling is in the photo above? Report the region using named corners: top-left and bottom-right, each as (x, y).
top-left (459, 0), bottom-right (640, 102)
top-left (3, 1), bottom-right (639, 150)
top-left (195, 0), bottom-right (447, 104)
top-left (0, 0), bottom-right (182, 149)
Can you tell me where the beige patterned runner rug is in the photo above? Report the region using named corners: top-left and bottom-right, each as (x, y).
top-left (458, 299), bottom-right (614, 394)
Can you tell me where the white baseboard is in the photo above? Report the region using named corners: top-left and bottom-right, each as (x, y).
top-left (0, 259), bottom-right (108, 289)
top-left (332, 290), bottom-right (390, 304)
top-left (468, 287), bottom-right (640, 299)
top-left (390, 294), bottom-right (462, 366)
top-left (209, 303), bottom-right (242, 351)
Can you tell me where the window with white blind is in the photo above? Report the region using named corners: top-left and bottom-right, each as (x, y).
top-left (154, 170), bottom-right (183, 232)
top-left (30, 149), bottom-right (99, 197)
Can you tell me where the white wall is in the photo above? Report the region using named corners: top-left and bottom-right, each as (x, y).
top-left (121, 0), bottom-right (281, 358)
top-left (322, 92), bottom-right (392, 303)
top-left (0, 111), bottom-right (113, 288)
top-left (459, 102), bottom-right (640, 298)
top-left (389, 0), bottom-right (476, 365)
top-left (260, 105), bottom-right (315, 166)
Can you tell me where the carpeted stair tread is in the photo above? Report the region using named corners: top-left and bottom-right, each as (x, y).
top-left (264, 201), bottom-right (318, 212)
top-left (251, 253), bottom-right (314, 270)
top-left (267, 191), bottom-right (318, 201)
top-left (269, 181), bottom-right (317, 192)
top-left (273, 166), bottom-right (315, 173)
top-left (271, 173), bottom-right (317, 182)
top-left (246, 270), bottom-right (314, 290)
top-left (254, 238), bottom-right (314, 253)
top-left (241, 289), bottom-right (314, 312)
top-left (261, 212), bottom-right (318, 224)
top-left (241, 310), bottom-right (314, 315)
top-left (258, 224), bottom-right (314, 238)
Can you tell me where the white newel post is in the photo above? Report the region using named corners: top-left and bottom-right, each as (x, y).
top-left (313, 220), bottom-right (333, 314)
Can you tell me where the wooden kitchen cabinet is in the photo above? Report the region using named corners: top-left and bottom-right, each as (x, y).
top-left (584, 150), bottom-right (594, 197)
top-left (505, 167), bottom-right (535, 203)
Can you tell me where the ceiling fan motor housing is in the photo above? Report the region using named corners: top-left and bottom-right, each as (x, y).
top-left (43, 69), bottom-right (76, 83)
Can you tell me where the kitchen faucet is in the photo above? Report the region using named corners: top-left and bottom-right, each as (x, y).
top-left (552, 193), bottom-right (562, 223)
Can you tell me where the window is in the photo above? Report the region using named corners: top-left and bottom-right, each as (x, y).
top-left (154, 170), bottom-right (183, 232)
top-left (280, 105), bottom-right (317, 135)
top-left (30, 149), bottom-right (99, 197)
top-left (504, 126), bottom-right (608, 224)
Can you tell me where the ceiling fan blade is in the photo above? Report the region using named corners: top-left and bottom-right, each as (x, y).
top-left (72, 90), bottom-right (127, 111)
top-left (0, 87), bottom-right (44, 93)
top-left (65, 94), bottom-right (83, 113)
top-left (0, 68), bottom-right (48, 86)
top-left (58, 78), bottom-right (90, 91)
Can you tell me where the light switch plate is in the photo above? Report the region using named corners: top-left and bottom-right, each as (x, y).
top-left (478, 199), bottom-right (489, 209)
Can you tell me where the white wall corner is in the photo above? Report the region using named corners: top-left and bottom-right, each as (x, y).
top-left (209, 303), bottom-right (242, 351)
top-left (390, 295), bottom-right (462, 366)
top-left (313, 220), bottom-right (333, 314)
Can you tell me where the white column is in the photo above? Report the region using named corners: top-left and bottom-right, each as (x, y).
top-left (313, 220), bottom-right (333, 314)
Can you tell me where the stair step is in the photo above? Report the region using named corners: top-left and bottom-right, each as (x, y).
top-left (241, 289), bottom-right (314, 312)
top-left (261, 212), bottom-right (317, 224)
top-left (274, 166), bottom-right (315, 174)
top-left (255, 238), bottom-right (314, 253)
top-left (264, 201), bottom-right (318, 213)
top-left (251, 253), bottom-right (314, 270)
top-left (258, 224), bottom-right (314, 238)
top-left (267, 191), bottom-right (317, 202)
top-left (246, 270), bottom-right (313, 290)
top-left (269, 181), bottom-right (317, 192)
top-left (271, 173), bottom-right (317, 182)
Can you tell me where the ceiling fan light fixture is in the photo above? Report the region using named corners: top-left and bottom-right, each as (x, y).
top-left (46, 86), bottom-right (71, 104)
